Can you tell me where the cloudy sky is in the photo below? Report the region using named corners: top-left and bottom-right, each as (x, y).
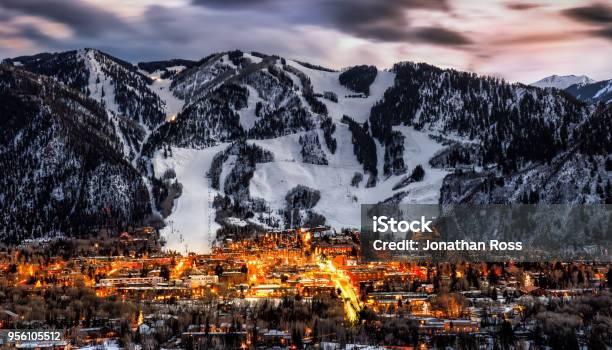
top-left (0, 0), bottom-right (610, 83)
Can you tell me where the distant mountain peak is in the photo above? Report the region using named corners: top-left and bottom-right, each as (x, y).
top-left (531, 74), bottom-right (596, 89)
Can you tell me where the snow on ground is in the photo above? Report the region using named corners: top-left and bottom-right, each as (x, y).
top-left (150, 60), bottom-right (448, 252)
top-left (593, 80), bottom-right (612, 100)
top-left (79, 49), bottom-right (135, 158)
top-left (321, 342), bottom-right (387, 350)
top-left (287, 60), bottom-right (395, 123)
top-left (320, 124), bottom-right (358, 167)
top-left (395, 126), bottom-right (449, 203)
top-left (152, 144), bottom-right (228, 253)
top-left (244, 52), bottom-right (263, 64)
top-left (250, 126), bottom-right (448, 229)
top-left (147, 67), bottom-right (185, 120)
top-left (219, 155), bottom-right (237, 193)
top-left (238, 85), bottom-right (263, 130)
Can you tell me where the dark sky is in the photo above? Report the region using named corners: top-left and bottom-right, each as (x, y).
top-left (0, 0), bottom-right (610, 82)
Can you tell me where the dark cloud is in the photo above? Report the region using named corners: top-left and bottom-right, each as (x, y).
top-left (505, 3), bottom-right (541, 11)
top-left (140, 5), bottom-right (200, 44)
top-left (193, 0), bottom-right (448, 11)
top-left (192, 0), bottom-right (278, 9)
top-left (315, 0), bottom-right (441, 41)
top-left (0, 0), bottom-right (131, 36)
top-left (191, 0), bottom-right (463, 47)
top-left (413, 27), bottom-right (472, 46)
top-left (562, 3), bottom-right (612, 24)
top-left (491, 32), bottom-right (582, 46)
top-left (314, 0), bottom-right (470, 47)
top-left (0, 23), bottom-right (58, 45)
top-left (593, 26), bottom-right (612, 40)
top-left (562, 2), bottom-right (612, 42)
top-left (0, 9), bottom-right (14, 21)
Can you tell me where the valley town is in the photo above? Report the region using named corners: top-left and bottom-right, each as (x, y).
top-left (0, 226), bottom-right (610, 349)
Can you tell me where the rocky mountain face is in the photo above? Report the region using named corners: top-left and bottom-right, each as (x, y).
top-left (1, 49), bottom-right (610, 245)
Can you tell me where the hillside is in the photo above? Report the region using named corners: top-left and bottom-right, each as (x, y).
top-left (0, 66), bottom-right (151, 242)
top-left (1, 49), bottom-right (610, 250)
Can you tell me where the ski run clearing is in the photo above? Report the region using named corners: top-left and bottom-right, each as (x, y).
top-left (250, 126), bottom-right (447, 229)
top-left (153, 144), bottom-right (228, 254)
top-left (148, 66), bottom-right (186, 120)
top-left (287, 60), bottom-right (396, 123)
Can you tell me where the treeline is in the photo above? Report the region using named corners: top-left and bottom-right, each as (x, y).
top-left (10, 49), bottom-right (167, 132)
top-left (392, 165), bottom-right (425, 190)
top-left (136, 58), bottom-right (197, 74)
top-left (295, 60), bottom-right (337, 72)
top-left (339, 65), bottom-right (377, 96)
top-left (342, 115), bottom-right (377, 186)
top-left (144, 83), bottom-right (247, 150)
top-left (211, 142), bottom-right (274, 225)
top-left (3, 50), bottom-right (89, 91)
top-left (383, 131), bottom-right (406, 176)
top-left (320, 116), bottom-right (337, 154)
top-left (243, 70), bottom-right (315, 139)
top-left (283, 64), bottom-right (328, 115)
top-left (299, 132), bottom-right (328, 165)
top-left (576, 104), bottom-right (612, 155)
top-left (284, 185), bottom-right (325, 228)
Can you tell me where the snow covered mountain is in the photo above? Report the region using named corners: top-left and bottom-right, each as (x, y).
top-left (1, 49), bottom-right (610, 250)
top-left (531, 74), bottom-right (595, 89)
top-left (565, 79), bottom-right (612, 105)
top-left (3, 49), bottom-right (168, 159)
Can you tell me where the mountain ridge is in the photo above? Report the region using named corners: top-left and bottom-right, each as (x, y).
top-left (531, 74), bottom-right (596, 89)
top-left (565, 79), bottom-right (612, 105)
top-left (1, 48), bottom-right (610, 249)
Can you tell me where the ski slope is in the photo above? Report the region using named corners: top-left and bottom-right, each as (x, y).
top-left (287, 60), bottom-right (395, 123)
top-left (152, 144), bottom-right (228, 253)
top-left (250, 126), bottom-right (448, 229)
top-left (148, 66), bottom-right (186, 120)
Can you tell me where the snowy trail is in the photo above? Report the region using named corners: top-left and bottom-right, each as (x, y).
top-left (153, 144), bottom-right (228, 253)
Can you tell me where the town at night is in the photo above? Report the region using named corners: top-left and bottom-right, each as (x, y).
top-left (0, 226), bottom-right (609, 349)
